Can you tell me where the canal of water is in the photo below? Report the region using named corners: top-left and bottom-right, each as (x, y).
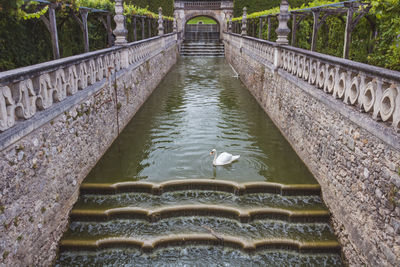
top-left (55, 58), bottom-right (343, 266)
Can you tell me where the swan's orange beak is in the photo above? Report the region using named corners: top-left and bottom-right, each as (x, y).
top-left (210, 151), bottom-right (214, 155)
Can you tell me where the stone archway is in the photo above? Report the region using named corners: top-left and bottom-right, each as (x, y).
top-left (174, 1), bottom-right (234, 40)
top-left (184, 15), bottom-right (220, 41)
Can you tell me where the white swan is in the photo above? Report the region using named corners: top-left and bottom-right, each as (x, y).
top-left (210, 149), bottom-right (240, 166)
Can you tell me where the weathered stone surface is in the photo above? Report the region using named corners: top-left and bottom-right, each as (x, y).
top-left (174, 0), bottom-right (233, 39)
top-left (0, 35), bottom-right (178, 266)
top-left (225, 33), bottom-right (400, 266)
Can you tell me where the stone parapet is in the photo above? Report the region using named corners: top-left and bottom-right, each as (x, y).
top-left (0, 33), bottom-right (178, 265)
top-left (225, 33), bottom-right (400, 138)
top-left (224, 32), bottom-right (400, 266)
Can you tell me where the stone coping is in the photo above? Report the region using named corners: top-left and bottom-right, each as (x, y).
top-left (0, 34), bottom-right (178, 149)
top-left (226, 32), bottom-right (400, 83)
top-left (59, 234), bottom-right (340, 253)
top-left (80, 179), bottom-right (321, 196)
top-left (0, 34), bottom-right (176, 84)
top-left (70, 204), bottom-right (330, 223)
top-left (279, 68), bottom-right (400, 151)
top-left (224, 32), bottom-right (400, 149)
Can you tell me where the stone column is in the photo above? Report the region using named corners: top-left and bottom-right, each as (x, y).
top-left (173, 17), bottom-right (178, 33)
top-left (158, 7), bottom-right (164, 36)
top-left (275, 0), bottom-right (290, 45)
top-left (113, 0), bottom-right (128, 45)
top-left (241, 7), bottom-right (247, 36)
top-left (228, 17), bottom-right (232, 33)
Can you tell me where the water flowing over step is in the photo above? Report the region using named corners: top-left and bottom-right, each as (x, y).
top-left (57, 180), bottom-right (343, 266)
top-left (180, 42), bottom-right (225, 57)
top-left (55, 58), bottom-right (343, 266)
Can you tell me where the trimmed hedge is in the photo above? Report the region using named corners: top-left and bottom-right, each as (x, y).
top-left (125, 0), bottom-right (174, 17)
top-left (233, 0), bottom-right (312, 17)
top-left (0, 0), bottom-right (174, 71)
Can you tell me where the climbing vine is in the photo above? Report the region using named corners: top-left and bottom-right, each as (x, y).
top-left (232, 0), bottom-right (400, 70)
top-left (12, 0), bottom-right (173, 20)
top-left (0, 0), bottom-right (173, 71)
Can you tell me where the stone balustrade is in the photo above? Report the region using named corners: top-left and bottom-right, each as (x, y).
top-left (183, 1), bottom-right (222, 10)
top-left (0, 33), bottom-right (177, 148)
top-left (279, 46), bottom-right (400, 132)
top-left (224, 31), bottom-right (400, 266)
top-left (225, 32), bottom-right (400, 134)
top-left (0, 31), bottom-right (179, 266)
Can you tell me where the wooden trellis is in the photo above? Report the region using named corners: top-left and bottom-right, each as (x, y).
top-left (232, 0), bottom-right (372, 59)
top-left (36, 0), bottom-right (111, 59)
top-left (29, 0), bottom-right (173, 60)
top-left (293, 1), bottom-right (371, 58)
top-left (232, 15), bottom-right (278, 41)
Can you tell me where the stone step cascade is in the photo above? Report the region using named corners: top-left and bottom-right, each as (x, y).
top-left (180, 42), bottom-right (225, 57)
top-left (55, 179), bottom-right (344, 266)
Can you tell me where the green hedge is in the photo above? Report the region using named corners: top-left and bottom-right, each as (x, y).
top-left (187, 16), bottom-right (218, 25)
top-left (0, 10), bottom-right (108, 71)
top-left (125, 0), bottom-right (174, 17)
top-left (233, 0), bottom-right (400, 71)
top-left (233, 0), bottom-right (312, 17)
top-left (0, 0), bottom-right (174, 71)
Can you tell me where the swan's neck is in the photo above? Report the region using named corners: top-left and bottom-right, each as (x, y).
top-left (213, 150), bottom-right (218, 165)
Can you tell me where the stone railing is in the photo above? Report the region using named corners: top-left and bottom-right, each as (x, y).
top-left (186, 24), bottom-right (219, 33)
top-left (184, 1), bottom-right (221, 10)
top-left (225, 32), bottom-right (400, 134)
top-left (0, 33), bottom-right (177, 147)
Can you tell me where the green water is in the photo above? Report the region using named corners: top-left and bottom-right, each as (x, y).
top-left (56, 58), bottom-right (343, 266)
top-left (85, 58), bottom-right (315, 184)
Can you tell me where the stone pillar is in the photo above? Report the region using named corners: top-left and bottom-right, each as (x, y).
top-left (276, 0), bottom-right (290, 45)
top-left (158, 7), bottom-right (164, 36)
top-left (173, 17), bottom-right (178, 33)
top-left (241, 7), bottom-right (247, 36)
top-left (113, 0), bottom-right (128, 45)
top-left (273, 44), bottom-right (281, 71)
top-left (228, 17), bottom-right (232, 33)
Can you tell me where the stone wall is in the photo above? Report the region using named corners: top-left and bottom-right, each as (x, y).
top-left (174, 0), bottom-right (234, 40)
top-left (0, 34), bottom-right (178, 266)
top-left (224, 33), bottom-right (400, 266)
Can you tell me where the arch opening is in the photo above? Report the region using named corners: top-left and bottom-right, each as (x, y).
top-left (185, 16), bottom-right (220, 42)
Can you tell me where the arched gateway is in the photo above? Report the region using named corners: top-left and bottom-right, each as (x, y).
top-left (174, 0), bottom-right (234, 41)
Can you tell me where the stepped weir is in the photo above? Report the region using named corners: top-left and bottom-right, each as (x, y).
top-left (0, 0), bottom-right (399, 266)
top-left (55, 57), bottom-right (343, 266)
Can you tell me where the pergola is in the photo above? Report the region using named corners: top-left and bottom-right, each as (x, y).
top-left (34, 0), bottom-right (111, 59)
top-left (27, 0), bottom-right (173, 60)
top-left (234, 0), bottom-right (372, 59)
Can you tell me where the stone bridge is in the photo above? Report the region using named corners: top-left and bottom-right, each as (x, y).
top-left (174, 0), bottom-right (233, 40)
top-left (0, 1), bottom-right (399, 266)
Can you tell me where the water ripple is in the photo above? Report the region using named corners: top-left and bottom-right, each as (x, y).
top-left (85, 58), bottom-right (316, 185)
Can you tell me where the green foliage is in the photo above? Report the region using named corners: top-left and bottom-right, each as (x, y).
top-left (232, 0), bottom-right (400, 70)
top-left (123, 2), bottom-right (173, 20)
top-left (233, 0), bottom-right (313, 17)
top-left (0, 0), bottom-right (174, 71)
top-left (367, 0), bottom-right (400, 70)
top-left (187, 16), bottom-right (217, 25)
top-left (76, 0), bottom-right (114, 10)
top-left (20, 4), bottom-right (49, 20)
top-left (233, 0), bottom-right (341, 21)
top-left (2, 251), bottom-right (9, 260)
top-left (233, 0), bottom-right (280, 17)
top-left (13, 0), bottom-right (173, 20)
